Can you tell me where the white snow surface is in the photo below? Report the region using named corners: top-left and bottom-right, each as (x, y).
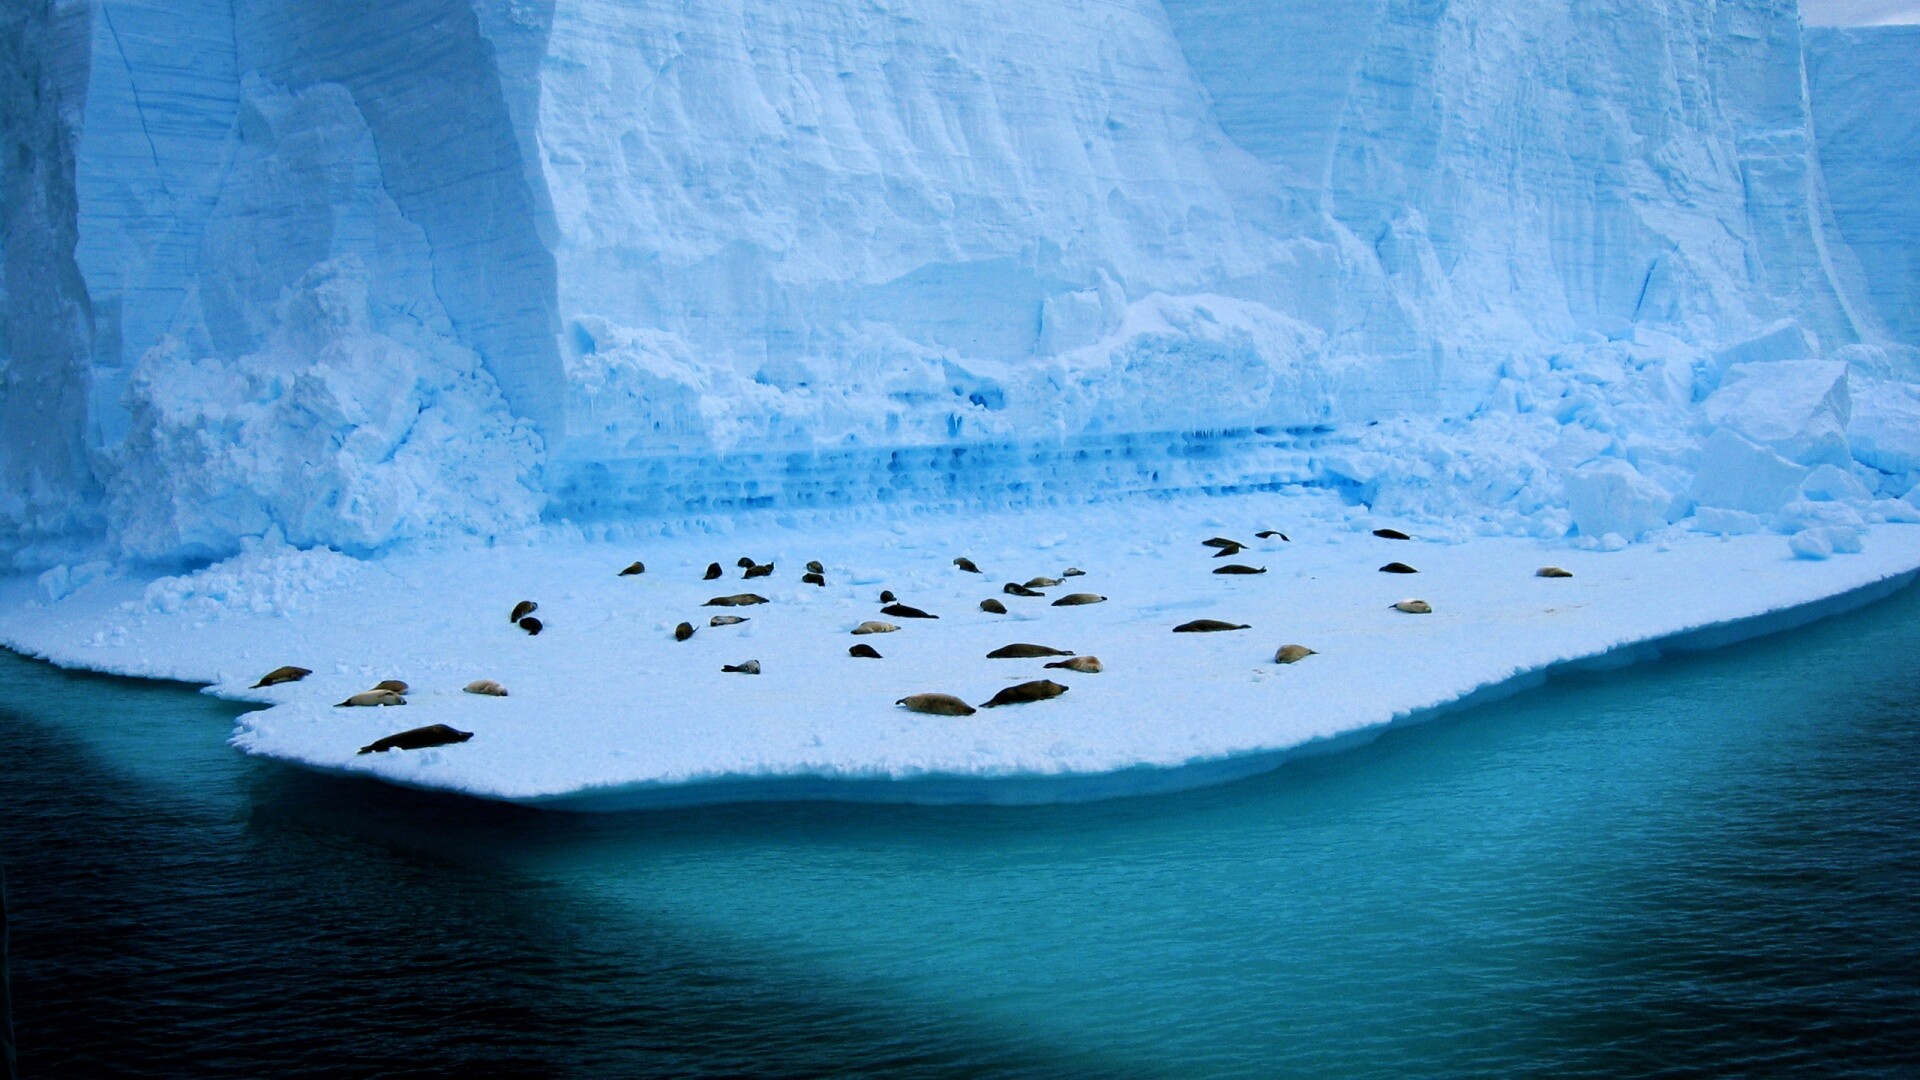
top-left (5, 492), bottom-right (1920, 808)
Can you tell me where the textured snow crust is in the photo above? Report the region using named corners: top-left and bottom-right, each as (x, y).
top-left (4, 494), bottom-right (1919, 807)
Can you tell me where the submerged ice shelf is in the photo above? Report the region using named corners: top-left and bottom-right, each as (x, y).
top-left (3, 492), bottom-right (1918, 809)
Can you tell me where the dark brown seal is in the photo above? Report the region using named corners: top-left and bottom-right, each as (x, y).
top-left (1373, 528), bottom-right (1411, 540)
top-left (1256, 530), bottom-right (1289, 541)
top-left (802, 571), bottom-right (826, 586)
top-left (705, 593), bottom-right (769, 607)
top-left (357, 724), bottom-right (473, 755)
top-left (518, 616), bottom-right (543, 635)
top-left (987, 643), bottom-right (1075, 659)
top-left (1051, 592), bottom-right (1106, 605)
top-left (1202, 537), bottom-right (1245, 549)
top-left (1537, 566), bottom-right (1573, 578)
top-left (979, 680), bottom-right (1069, 708)
top-left (954, 557), bottom-right (982, 573)
top-left (881, 603), bottom-right (937, 619)
top-left (1379, 562), bottom-right (1418, 574)
top-left (1213, 565), bottom-right (1265, 575)
top-left (744, 563), bottom-right (774, 579)
top-left (705, 562), bottom-right (723, 580)
top-left (806, 560), bottom-right (825, 574)
top-left (849, 643), bottom-right (883, 659)
top-left (510, 600), bottom-right (538, 622)
top-left (619, 561), bottom-right (645, 576)
top-left (1174, 619), bottom-right (1248, 632)
top-left (980, 598), bottom-right (1008, 614)
top-left (897, 693), bottom-right (976, 716)
top-left (1003, 582), bottom-right (1043, 597)
top-left (251, 665), bottom-right (310, 689)
top-left (675, 621), bottom-right (695, 641)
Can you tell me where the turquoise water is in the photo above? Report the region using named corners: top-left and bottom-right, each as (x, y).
top-left (4, 584), bottom-right (1920, 1076)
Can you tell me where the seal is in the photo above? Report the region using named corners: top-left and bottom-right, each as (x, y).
top-left (251, 665), bottom-right (310, 689)
top-left (802, 571), bottom-right (826, 586)
top-left (1051, 593), bottom-right (1107, 605)
top-left (1275, 645), bottom-right (1316, 664)
top-left (979, 598), bottom-right (1008, 614)
top-left (880, 590), bottom-right (897, 603)
top-left (1212, 544), bottom-right (1244, 557)
top-left (897, 693), bottom-right (976, 716)
top-left (1062, 567), bottom-right (1085, 577)
top-left (705, 562), bottom-right (723, 580)
top-left (518, 616), bottom-right (544, 635)
top-left (675, 621), bottom-right (695, 641)
top-left (1379, 562), bottom-right (1418, 574)
top-left (849, 643), bottom-right (883, 659)
top-left (510, 600), bottom-right (538, 622)
top-left (1202, 537), bottom-right (1245, 549)
top-left (1174, 619), bottom-right (1248, 632)
top-left (1392, 599), bottom-right (1432, 614)
top-left (1003, 582), bottom-right (1044, 597)
top-left (954, 557), bottom-right (982, 573)
top-left (744, 562), bottom-right (774, 579)
top-left (980, 680), bottom-right (1069, 708)
top-left (1212, 565), bottom-right (1265, 575)
top-left (722, 660), bottom-right (761, 675)
top-left (337, 689), bottom-right (406, 707)
top-left (1045, 656), bottom-right (1103, 673)
top-left (987, 643), bottom-right (1074, 658)
top-left (373, 680), bottom-right (410, 695)
top-left (1256, 530), bottom-right (1289, 541)
top-left (620, 561), bottom-right (645, 576)
top-left (1537, 566), bottom-right (1573, 578)
top-left (806, 560), bottom-right (825, 574)
top-left (709, 615), bottom-right (748, 626)
top-left (1373, 528), bottom-right (1411, 540)
top-left (464, 679), bottom-right (508, 696)
top-left (852, 621), bottom-right (899, 635)
top-left (1024, 576), bottom-right (1062, 588)
top-left (357, 724), bottom-right (472, 755)
top-left (737, 557), bottom-right (756, 568)
top-left (705, 593), bottom-right (769, 607)
top-left (881, 602), bottom-right (938, 619)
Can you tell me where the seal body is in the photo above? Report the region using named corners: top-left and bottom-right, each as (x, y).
top-left (879, 590), bottom-right (897, 603)
top-left (1256, 531), bottom-right (1289, 541)
top-left (852, 621), bottom-right (899, 635)
top-left (1212, 544), bottom-right (1244, 557)
top-left (744, 563), bottom-right (774, 579)
top-left (737, 557), bottom-right (756, 568)
top-left (806, 560), bottom-right (825, 574)
top-left (849, 643), bottom-right (883, 659)
top-left (252, 665), bottom-right (310, 689)
top-left (338, 689), bottom-right (407, 707)
top-left (620, 561), bottom-right (645, 576)
top-left (1393, 599), bottom-right (1433, 614)
top-left (987, 643), bottom-right (1074, 658)
top-left (705, 593), bottom-right (769, 607)
top-left (1024, 576), bottom-right (1061, 588)
top-left (1003, 582), bottom-right (1043, 597)
top-left (722, 660), bottom-right (761, 674)
top-left (1202, 537), bottom-right (1244, 549)
top-left (1045, 656), bottom-right (1103, 673)
top-left (881, 603), bottom-right (937, 619)
top-left (1213, 565), bottom-right (1265, 575)
top-left (1062, 567), bottom-right (1085, 577)
top-left (1379, 562), bottom-right (1418, 574)
top-left (675, 622), bottom-right (695, 641)
top-left (1052, 593), bottom-right (1106, 605)
top-left (464, 679), bottom-right (508, 696)
top-left (705, 562), bottom-right (723, 580)
top-left (980, 599), bottom-right (1008, 614)
top-left (898, 693), bottom-right (976, 716)
top-left (1373, 528), bottom-right (1411, 540)
top-left (710, 615), bottom-right (749, 626)
top-left (954, 557), bottom-right (981, 574)
top-left (518, 616), bottom-right (543, 635)
top-left (1275, 645), bottom-right (1316, 664)
top-left (1174, 619), bottom-right (1248, 632)
top-left (802, 572), bottom-right (826, 586)
top-left (373, 680), bottom-right (410, 695)
top-left (358, 724), bottom-right (472, 755)
top-left (980, 680), bottom-right (1069, 708)
top-left (1537, 566), bottom-right (1573, 578)
top-left (510, 600), bottom-right (538, 623)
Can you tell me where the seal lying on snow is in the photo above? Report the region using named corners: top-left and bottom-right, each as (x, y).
top-left (337, 689), bottom-right (406, 707)
top-left (898, 693), bottom-right (976, 716)
top-left (988, 643), bottom-right (1074, 659)
top-left (1174, 619), bottom-right (1248, 633)
top-left (252, 665), bottom-right (310, 689)
top-left (358, 724), bottom-right (472, 755)
top-left (980, 680), bottom-right (1069, 708)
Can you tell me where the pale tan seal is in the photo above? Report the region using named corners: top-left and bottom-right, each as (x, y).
top-left (980, 680), bottom-right (1069, 708)
top-left (1024, 576), bottom-right (1062, 588)
top-left (987, 643), bottom-right (1074, 658)
top-left (252, 665), bottom-right (310, 689)
top-left (373, 680), bottom-right (410, 695)
top-left (510, 600), bottom-right (538, 622)
top-left (898, 693), bottom-right (976, 716)
top-left (358, 724), bottom-right (471, 755)
top-left (1045, 656), bottom-right (1103, 673)
top-left (1174, 619), bottom-right (1248, 633)
top-left (337, 689), bottom-right (407, 707)
top-left (722, 660), bottom-right (761, 675)
top-left (1537, 566), bottom-right (1573, 578)
top-left (1051, 593), bottom-right (1106, 605)
top-left (1393, 599), bottom-right (1432, 614)
top-left (1061, 567), bottom-right (1085, 577)
top-left (979, 598), bottom-right (1008, 614)
top-left (1275, 645), bottom-right (1316, 664)
top-left (709, 615), bottom-right (749, 626)
top-left (464, 679), bottom-right (509, 696)
top-left (852, 621), bottom-right (899, 635)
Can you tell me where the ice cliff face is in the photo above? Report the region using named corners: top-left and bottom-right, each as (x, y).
top-left (1, 0), bottom-right (1915, 565)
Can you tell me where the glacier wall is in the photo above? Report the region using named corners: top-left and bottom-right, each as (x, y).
top-left (1, 0), bottom-right (1915, 565)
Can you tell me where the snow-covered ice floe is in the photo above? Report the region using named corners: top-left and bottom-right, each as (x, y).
top-left (4, 491), bottom-right (1919, 810)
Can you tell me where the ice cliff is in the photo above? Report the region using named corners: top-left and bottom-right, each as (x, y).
top-left (2, 0), bottom-right (1916, 566)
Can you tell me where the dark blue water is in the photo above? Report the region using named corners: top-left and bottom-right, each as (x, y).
top-left (5, 586), bottom-right (1920, 1077)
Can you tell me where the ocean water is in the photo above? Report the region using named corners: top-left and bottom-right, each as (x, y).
top-left (3, 586), bottom-right (1920, 1077)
